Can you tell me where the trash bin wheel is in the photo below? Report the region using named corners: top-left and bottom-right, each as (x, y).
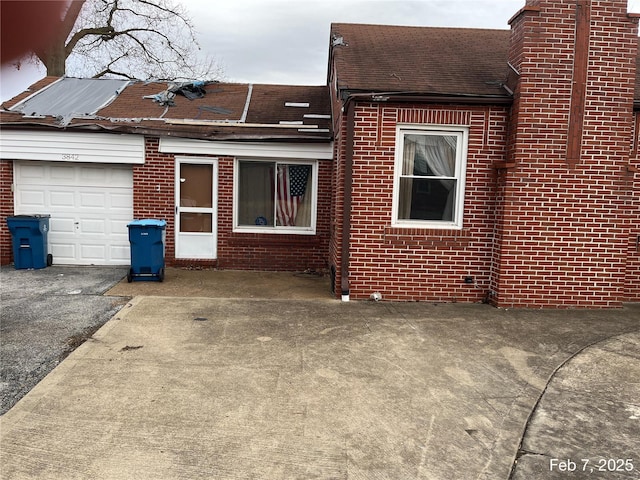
top-left (127, 269), bottom-right (133, 283)
top-left (47, 254), bottom-right (53, 267)
top-left (159, 268), bottom-right (165, 282)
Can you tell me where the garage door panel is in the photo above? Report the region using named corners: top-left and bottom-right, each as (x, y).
top-left (50, 164), bottom-right (77, 183)
top-left (17, 189), bottom-right (46, 208)
top-left (80, 219), bottom-right (106, 234)
top-left (16, 163), bottom-right (46, 181)
top-left (79, 191), bottom-right (107, 209)
top-left (50, 243), bottom-right (76, 262)
top-left (14, 161), bottom-right (133, 265)
top-left (79, 166), bottom-right (133, 188)
top-left (79, 166), bottom-right (111, 184)
top-left (81, 244), bottom-right (106, 262)
top-left (49, 190), bottom-right (75, 208)
top-left (50, 217), bottom-right (76, 234)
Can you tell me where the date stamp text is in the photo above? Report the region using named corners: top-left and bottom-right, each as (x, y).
top-left (550, 458), bottom-right (635, 474)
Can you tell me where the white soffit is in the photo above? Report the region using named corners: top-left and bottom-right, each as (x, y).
top-left (159, 137), bottom-right (333, 160)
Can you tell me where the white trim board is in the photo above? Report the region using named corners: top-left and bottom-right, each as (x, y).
top-left (160, 137), bottom-right (333, 160)
top-left (0, 130), bottom-right (145, 164)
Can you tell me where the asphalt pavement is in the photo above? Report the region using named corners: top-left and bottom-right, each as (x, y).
top-left (0, 265), bottom-right (130, 415)
top-left (0, 266), bottom-right (639, 479)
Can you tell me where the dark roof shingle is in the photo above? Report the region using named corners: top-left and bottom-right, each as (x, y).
top-left (330, 23), bottom-right (512, 98)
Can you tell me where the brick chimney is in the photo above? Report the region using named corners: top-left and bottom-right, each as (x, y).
top-left (491, 0), bottom-right (639, 307)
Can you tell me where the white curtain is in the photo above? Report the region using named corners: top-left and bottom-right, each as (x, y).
top-left (415, 136), bottom-right (456, 177)
top-left (400, 139), bottom-right (416, 218)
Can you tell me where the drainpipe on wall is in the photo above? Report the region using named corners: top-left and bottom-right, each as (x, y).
top-left (340, 97), bottom-right (356, 302)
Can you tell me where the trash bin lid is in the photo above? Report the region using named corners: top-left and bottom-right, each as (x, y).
top-left (8, 214), bottom-right (51, 218)
top-left (127, 219), bottom-right (167, 228)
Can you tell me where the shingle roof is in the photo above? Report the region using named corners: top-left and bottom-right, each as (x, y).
top-left (331, 23), bottom-right (640, 104)
top-left (1, 78), bottom-right (332, 142)
top-left (330, 23), bottom-right (512, 99)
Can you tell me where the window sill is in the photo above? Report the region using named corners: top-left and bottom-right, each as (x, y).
top-left (233, 227), bottom-right (316, 236)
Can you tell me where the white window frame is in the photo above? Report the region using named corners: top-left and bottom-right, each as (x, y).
top-left (233, 158), bottom-right (318, 235)
top-left (392, 125), bottom-right (469, 229)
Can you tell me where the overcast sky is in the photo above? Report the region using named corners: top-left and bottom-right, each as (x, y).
top-left (2, 0), bottom-right (640, 101)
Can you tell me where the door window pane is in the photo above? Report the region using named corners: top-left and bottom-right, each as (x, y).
top-left (180, 164), bottom-right (212, 208)
top-left (180, 213), bottom-right (212, 232)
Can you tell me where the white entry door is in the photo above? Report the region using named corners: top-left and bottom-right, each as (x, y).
top-left (175, 159), bottom-right (217, 259)
top-left (14, 161), bottom-right (133, 265)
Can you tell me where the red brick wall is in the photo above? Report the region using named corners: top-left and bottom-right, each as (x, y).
top-left (333, 103), bottom-right (508, 302)
top-left (137, 137), bottom-right (331, 272)
top-left (330, 0), bottom-right (639, 306)
top-left (492, 0), bottom-right (638, 307)
top-left (133, 138), bottom-right (176, 262)
top-left (0, 161), bottom-right (14, 265)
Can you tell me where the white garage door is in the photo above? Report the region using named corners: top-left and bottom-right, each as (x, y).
top-left (14, 161), bottom-right (133, 265)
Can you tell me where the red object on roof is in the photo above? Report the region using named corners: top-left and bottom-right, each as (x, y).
top-left (1, 1), bottom-right (68, 64)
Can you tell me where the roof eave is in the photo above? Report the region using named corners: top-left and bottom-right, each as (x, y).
top-left (0, 121), bottom-right (334, 143)
top-left (339, 89), bottom-right (513, 106)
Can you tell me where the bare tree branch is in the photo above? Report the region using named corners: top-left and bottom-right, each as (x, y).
top-left (33, 0), bottom-right (224, 81)
top-left (66, 26), bottom-right (115, 55)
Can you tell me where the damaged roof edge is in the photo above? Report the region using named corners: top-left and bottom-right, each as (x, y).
top-left (0, 121), bottom-right (333, 143)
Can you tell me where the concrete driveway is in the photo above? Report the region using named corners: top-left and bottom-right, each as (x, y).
top-left (1, 272), bottom-right (638, 480)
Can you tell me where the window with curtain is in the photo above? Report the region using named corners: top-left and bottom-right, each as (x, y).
top-left (235, 159), bottom-right (316, 233)
top-left (394, 127), bottom-right (468, 228)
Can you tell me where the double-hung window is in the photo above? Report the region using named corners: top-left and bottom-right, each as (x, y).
top-left (234, 159), bottom-right (317, 234)
top-left (393, 126), bottom-right (468, 228)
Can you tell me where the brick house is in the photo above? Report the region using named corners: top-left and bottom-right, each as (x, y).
top-left (0, 80), bottom-right (333, 271)
top-left (328, 0), bottom-right (639, 307)
top-left (1, 0), bottom-right (639, 307)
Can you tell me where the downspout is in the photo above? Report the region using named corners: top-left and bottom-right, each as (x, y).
top-left (340, 97), bottom-right (355, 302)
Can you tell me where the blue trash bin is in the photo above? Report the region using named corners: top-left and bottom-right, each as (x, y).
top-left (6, 215), bottom-right (52, 270)
top-left (127, 219), bottom-right (166, 282)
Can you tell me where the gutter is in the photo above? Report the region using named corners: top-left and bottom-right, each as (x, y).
top-left (341, 90), bottom-right (513, 106)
